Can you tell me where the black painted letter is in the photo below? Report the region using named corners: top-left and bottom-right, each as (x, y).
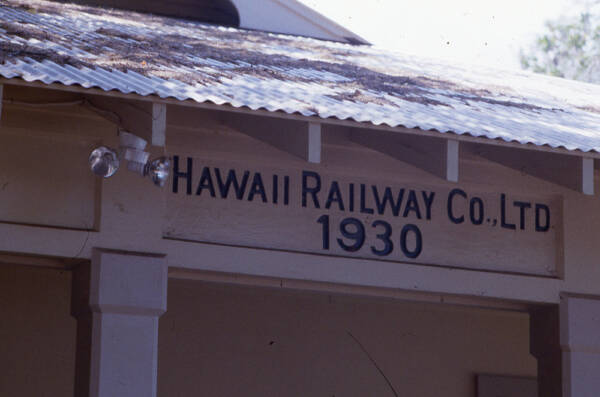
top-left (469, 197), bottom-right (484, 225)
top-left (513, 201), bottom-right (531, 230)
top-left (325, 181), bottom-right (345, 211)
top-left (447, 188), bottom-right (466, 224)
top-left (302, 171), bottom-right (321, 208)
top-left (215, 169), bottom-right (250, 200)
top-left (196, 167), bottom-right (215, 197)
top-left (248, 173), bottom-right (268, 203)
top-left (500, 194), bottom-right (516, 230)
top-left (535, 204), bottom-right (551, 232)
top-left (172, 155), bottom-right (193, 195)
top-left (422, 191), bottom-right (436, 220)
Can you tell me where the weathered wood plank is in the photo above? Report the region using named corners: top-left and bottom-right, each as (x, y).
top-left (152, 103), bottom-right (167, 147)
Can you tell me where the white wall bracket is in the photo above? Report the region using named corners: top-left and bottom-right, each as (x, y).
top-left (582, 157), bottom-right (594, 196)
top-left (446, 139), bottom-right (460, 182)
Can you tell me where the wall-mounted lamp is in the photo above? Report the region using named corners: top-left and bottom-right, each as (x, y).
top-left (89, 131), bottom-right (171, 187)
top-left (89, 146), bottom-right (120, 178)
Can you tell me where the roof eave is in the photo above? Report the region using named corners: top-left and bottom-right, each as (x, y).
top-left (2, 76), bottom-right (597, 160)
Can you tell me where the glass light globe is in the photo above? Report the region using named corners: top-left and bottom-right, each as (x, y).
top-left (89, 146), bottom-right (120, 178)
top-left (144, 157), bottom-right (171, 187)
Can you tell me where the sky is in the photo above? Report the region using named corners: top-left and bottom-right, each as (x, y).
top-left (297, 0), bottom-right (578, 71)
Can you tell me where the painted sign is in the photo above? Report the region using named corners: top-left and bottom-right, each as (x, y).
top-left (165, 156), bottom-right (562, 276)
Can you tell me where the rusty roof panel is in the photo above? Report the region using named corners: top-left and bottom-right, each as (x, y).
top-left (1, 0), bottom-right (600, 152)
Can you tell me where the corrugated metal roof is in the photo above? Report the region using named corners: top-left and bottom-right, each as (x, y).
top-left (1, 0), bottom-right (600, 152)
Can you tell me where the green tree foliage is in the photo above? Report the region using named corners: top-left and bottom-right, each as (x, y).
top-left (520, 3), bottom-right (600, 83)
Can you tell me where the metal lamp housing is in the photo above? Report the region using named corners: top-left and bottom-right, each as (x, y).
top-left (89, 132), bottom-right (170, 188)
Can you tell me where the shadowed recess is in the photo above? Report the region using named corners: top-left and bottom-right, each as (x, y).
top-left (48, 0), bottom-right (240, 26)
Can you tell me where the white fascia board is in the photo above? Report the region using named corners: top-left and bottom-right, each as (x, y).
top-left (232, 0), bottom-right (369, 44)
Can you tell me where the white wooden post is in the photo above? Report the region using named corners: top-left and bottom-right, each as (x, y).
top-left (446, 139), bottom-right (459, 182)
top-left (71, 249), bottom-right (167, 397)
top-left (307, 122), bottom-right (321, 163)
top-left (581, 157), bottom-right (594, 196)
top-left (560, 294), bottom-right (600, 397)
top-left (152, 103), bottom-right (167, 147)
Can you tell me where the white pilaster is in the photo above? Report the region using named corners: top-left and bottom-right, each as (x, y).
top-left (72, 249), bottom-right (167, 397)
top-left (560, 294), bottom-right (600, 397)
